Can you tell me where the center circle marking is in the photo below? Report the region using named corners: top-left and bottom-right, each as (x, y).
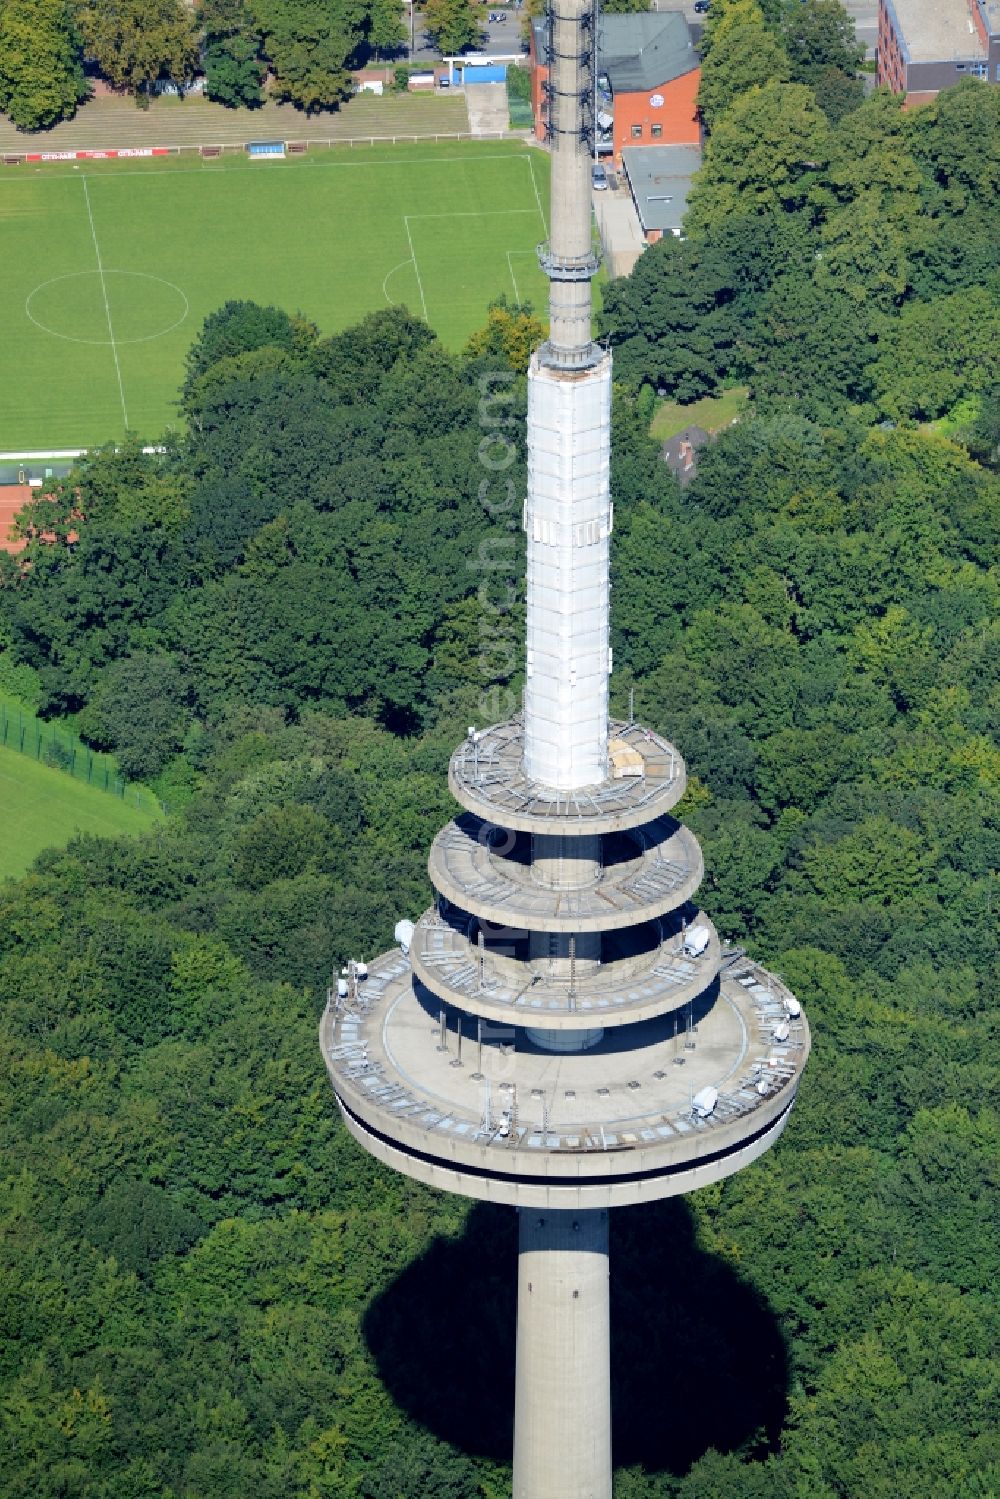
top-left (24, 270), bottom-right (190, 346)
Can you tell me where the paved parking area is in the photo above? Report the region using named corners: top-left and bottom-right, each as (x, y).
top-left (594, 184), bottom-right (646, 279)
top-left (407, 7), bottom-right (529, 63)
top-left (466, 82), bottom-right (509, 135)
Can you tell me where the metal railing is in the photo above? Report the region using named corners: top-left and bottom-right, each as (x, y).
top-left (2, 129), bottom-right (515, 165)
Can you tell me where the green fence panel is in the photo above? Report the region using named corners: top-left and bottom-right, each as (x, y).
top-left (0, 694), bottom-right (159, 813)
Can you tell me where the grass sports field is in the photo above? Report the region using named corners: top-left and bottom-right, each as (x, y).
top-left (0, 141), bottom-right (551, 453)
top-left (0, 745), bottom-right (161, 881)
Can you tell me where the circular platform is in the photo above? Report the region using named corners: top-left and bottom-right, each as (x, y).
top-left (428, 812), bottom-right (703, 933)
top-left (409, 905), bottom-right (721, 1028)
top-left (449, 718), bottom-right (687, 836)
top-left (320, 947), bottom-right (809, 1210)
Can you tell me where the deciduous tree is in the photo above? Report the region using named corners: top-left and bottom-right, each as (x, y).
top-left (77, 0), bottom-right (198, 98)
top-left (464, 297), bottom-right (545, 373)
top-left (697, 3), bottom-right (790, 132)
top-left (201, 0), bottom-right (265, 108)
top-left (867, 287), bottom-right (1000, 421)
top-left (781, 0), bottom-right (864, 88)
top-left (686, 80), bottom-right (830, 236)
top-left (597, 235), bottom-right (738, 396)
top-left (0, 0), bottom-right (86, 129)
top-left (255, 0), bottom-right (364, 111)
top-left (748, 275), bottom-right (873, 414)
top-left (366, 0), bottom-right (406, 55)
top-left (423, 0), bottom-right (483, 55)
top-left (78, 651), bottom-right (191, 780)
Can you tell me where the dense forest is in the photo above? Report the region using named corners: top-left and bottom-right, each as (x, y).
top-left (1, 53), bottom-right (998, 1499)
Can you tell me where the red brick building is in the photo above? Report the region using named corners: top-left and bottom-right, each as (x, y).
top-left (530, 11), bottom-right (700, 165)
top-left (878, 0), bottom-right (1000, 105)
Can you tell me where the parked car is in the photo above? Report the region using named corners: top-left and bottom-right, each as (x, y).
top-left (592, 162), bottom-right (608, 191)
top-left (693, 1), bottom-right (710, 12)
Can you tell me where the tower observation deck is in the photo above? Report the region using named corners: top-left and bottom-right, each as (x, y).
top-left (320, 3), bottom-right (809, 1493)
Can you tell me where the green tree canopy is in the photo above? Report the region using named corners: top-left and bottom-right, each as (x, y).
top-left (601, 71), bottom-right (1000, 417)
top-left (77, 0), bottom-right (198, 96)
top-left (781, 0), bottom-right (864, 84)
top-left (77, 650), bottom-right (191, 780)
top-left (365, 0), bottom-right (406, 55)
top-left (309, 305), bottom-right (436, 404)
top-left (748, 274), bottom-right (873, 415)
top-left (597, 235), bottom-right (740, 397)
top-left (183, 299), bottom-right (317, 407)
top-left (696, 4), bottom-right (790, 133)
top-left (867, 287), bottom-right (1000, 421)
top-left (686, 80), bottom-right (830, 237)
top-left (255, 0), bottom-right (365, 111)
top-left (0, 291), bottom-right (998, 1496)
top-left (464, 298), bottom-right (545, 374)
top-left (201, 0), bottom-right (266, 108)
top-left (423, 0), bottom-right (484, 54)
top-left (0, 0), bottom-right (86, 129)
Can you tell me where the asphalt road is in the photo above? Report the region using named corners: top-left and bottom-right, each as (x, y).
top-left (407, 8), bottom-right (529, 63)
top-left (839, 0), bottom-right (878, 58)
top-left (406, 0), bottom-right (876, 70)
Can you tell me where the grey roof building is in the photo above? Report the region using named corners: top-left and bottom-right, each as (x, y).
top-left (662, 424), bottom-right (710, 486)
top-left (530, 10), bottom-right (697, 91)
top-left (621, 143), bottom-right (701, 239)
top-left (598, 11), bottom-right (697, 93)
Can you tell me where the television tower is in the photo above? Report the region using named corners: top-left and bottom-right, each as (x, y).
top-left (320, 3), bottom-right (809, 1492)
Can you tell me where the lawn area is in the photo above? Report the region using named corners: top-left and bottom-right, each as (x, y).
top-left (0, 744), bottom-right (161, 881)
top-left (650, 386), bottom-right (749, 443)
top-left (0, 140), bottom-right (550, 453)
top-left (0, 687), bottom-right (124, 791)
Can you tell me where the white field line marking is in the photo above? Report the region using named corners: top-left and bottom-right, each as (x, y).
top-left (505, 248), bottom-right (535, 305)
top-left (81, 176), bottom-right (128, 432)
top-left (24, 270), bottom-right (189, 346)
top-left (29, 151), bottom-right (532, 183)
top-left (402, 215), bottom-right (428, 321)
top-left (404, 209), bottom-right (536, 219)
top-left (506, 250), bottom-right (521, 304)
top-left (402, 207), bottom-right (536, 317)
top-left (382, 258), bottom-right (413, 305)
top-left (527, 153), bottom-right (547, 235)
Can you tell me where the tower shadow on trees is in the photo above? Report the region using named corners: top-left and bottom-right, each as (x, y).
top-left (363, 1197), bottom-right (790, 1475)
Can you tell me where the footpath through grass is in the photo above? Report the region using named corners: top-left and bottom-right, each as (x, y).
top-left (0, 140), bottom-right (550, 452)
top-left (0, 745), bottom-right (161, 881)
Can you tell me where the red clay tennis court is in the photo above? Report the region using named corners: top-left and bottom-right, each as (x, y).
top-left (0, 486), bottom-right (30, 554)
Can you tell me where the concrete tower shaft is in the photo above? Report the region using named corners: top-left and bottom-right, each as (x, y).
top-left (513, 1209), bottom-right (611, 1498)
top-left (541, 0), bottom-right (599, 362)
